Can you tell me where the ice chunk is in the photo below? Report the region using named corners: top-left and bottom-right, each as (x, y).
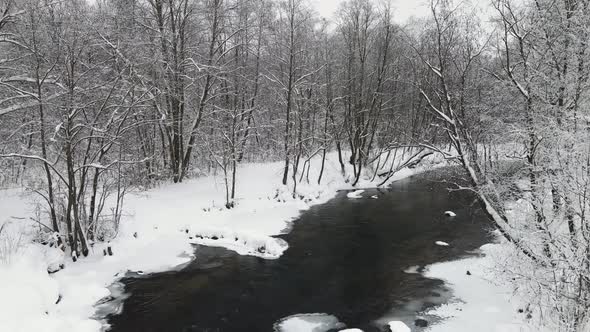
top-left (346, 189), bottom-right (365, 199)
top-left (274, 313), bottom-right (345, 332)
top-left (444, 210), bottom-right (456, 217)
top-left (388, 321), bottom-right (410, 332)
top-left (435, 241), bottom-right (450, 246)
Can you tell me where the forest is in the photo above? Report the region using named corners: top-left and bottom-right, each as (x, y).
top-left (1, 0), bottom-right (590, 331)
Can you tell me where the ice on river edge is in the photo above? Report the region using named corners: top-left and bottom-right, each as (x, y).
top-left (422, 235), bottom-right (551, 332)
top-left (388, 321), bottom-right (411, 332)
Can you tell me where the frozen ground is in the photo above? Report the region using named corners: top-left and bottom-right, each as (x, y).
top-left (0, 150), bottom-right (542, 332)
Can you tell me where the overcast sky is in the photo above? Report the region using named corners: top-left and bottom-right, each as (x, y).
top-left (311, 0), bottom-right (429, 24)
top-left (310, 0), bottom-right (497, 28)
top-left (85, 0), bottom-right (491, 28)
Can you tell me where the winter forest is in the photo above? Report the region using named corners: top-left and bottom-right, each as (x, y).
top-left (1, 0), bottom-right (590, 331)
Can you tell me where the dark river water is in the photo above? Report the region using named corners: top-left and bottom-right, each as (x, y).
top-left (106, 168), bottom-right (493, 332)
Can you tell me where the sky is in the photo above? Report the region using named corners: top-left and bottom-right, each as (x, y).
top-left (84, 0), bottom-right (433, 24)
top-left (84, 0), bottom-right (491, 28)
top-left (310, 0), bottom-right (498, 29)
top-left (311, 0), bottom-right (429, 24)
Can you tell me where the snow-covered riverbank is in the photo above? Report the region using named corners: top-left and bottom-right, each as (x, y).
top-left (0, 152), bottom-right (427, 331)
top-left (0, 152), bottom-right (538, 332)
top-left (422, 238), bottom-right (547, 332)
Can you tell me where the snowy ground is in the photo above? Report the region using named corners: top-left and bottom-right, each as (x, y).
top-left (0, 150), bottom-right (543, 332)
top-left (0, 151), bottom-right (432, 332)
top-left (422, 236), bottom-right (549, 332)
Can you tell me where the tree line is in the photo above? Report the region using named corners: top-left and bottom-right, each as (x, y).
top-left (0, 0), bottom-right (433, 253)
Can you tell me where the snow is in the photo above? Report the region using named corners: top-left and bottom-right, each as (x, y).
top-left (0, 248), bottom-right (59, 330)
top-left (54, 122), bottom-right (62, 134)
top-left (0, 150), bottom-right (442, 332)
top-left (0, 149), bottom-right (550, 332)
top-left (85, 163), bottom-right (107, 170)
top-left (188, 228), bottom-right (288, 259)
top-left (388, 321), bottom-right (410, 332)
top-left (0, 188), bottom-right (38, 265)
top-left (1, 149), bottom-right (548, 332)
top-left (346, 189), bottom-right (365, 198)
top-left (0, 188), bottom-right (33, 228)
top-left (274, 313), bottom-right (345, 332)
top-left (444, 211), bottom-right (456, 217)
top-left (435, 241), bottom-right (450, 247)
top-left (423, 239), bottom-right (545, 332)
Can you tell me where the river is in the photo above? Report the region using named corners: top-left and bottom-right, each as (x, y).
top-left (106, 168), bottom-right (492, 332)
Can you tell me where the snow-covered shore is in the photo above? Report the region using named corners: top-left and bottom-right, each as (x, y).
top-left (0, 151), bottom-right (538, 332)
top-left (422, 238), bottom-right (546, 332)
top-left (0, 152), bottom-right (429, 332)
